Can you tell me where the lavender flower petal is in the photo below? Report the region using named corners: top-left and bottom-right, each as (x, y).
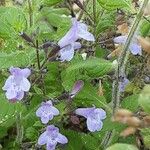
top-left (113, 35), bottom-right (127, 44)
top-left (58, 18), bottom-right (78, 48)
top-left (38, 132), bottom-right (47, 145)
top-left (21, 68), bottom-right (31, 78)
top-left (38, 125), bottom-right (68, 150)
top-left (119, 77), bottom-right (129, 92)
top-left (75, 107), bottom-right (95, 118)
top-left (2, 67), bottom-right (31, 101)
top-left (59, 44), bottom-right (74, 62)
top-left (94, 108), bottom-right (107, 120)
top-left (36, 100), bottom-right (59, 124)
top-left (87, 118), bottom-right (103, 132)
top-left (77, 22), bottom-right (95, 41)
top-left (75, 107), bottom-right (106, 132)
top-left (20, 78), bottom-right (31, 92)
top-left (74, 42), bottom-right (81, 50)
top-left (56, 133), bottom-right (68, 144)
top-left (129, 43), bottom-right (142, 55)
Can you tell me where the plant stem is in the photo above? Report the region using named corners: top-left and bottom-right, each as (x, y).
top-left (36, 40), bottom-right (41, 70)
top-left (113, 0), bottom-right (149, 113)
top-left (93, 0), bottom-right (96, 34)
top-left (102, 0), bottom-right (149, 148)
top-left (28, 0), bottom-right (33, 27)
top-left (16, 112), bottom-right (23, 146)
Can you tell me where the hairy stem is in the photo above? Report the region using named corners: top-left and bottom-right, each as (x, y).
top-left (36, 40), bottom-right (41, 70)
top-left (102, 0), bottom-right (149, 148)
top-left (28, 0), bottom-right (33, 27)
top-left (113, 0), bottom-right (149, 113)
top-left (16, 112), bottom-right (23, 146)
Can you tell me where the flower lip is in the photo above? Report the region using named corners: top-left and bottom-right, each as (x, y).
top-left (36, 100), bottom-right (59, 124)
top-left (75, 107), bottom-right (106, 132)
top-left (2, 67), bottom-right (31, 101)
top-left (38, 125), bottom-right (68, 150)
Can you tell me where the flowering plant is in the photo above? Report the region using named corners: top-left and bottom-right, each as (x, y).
top-left (0, 0), bottom-right (150, 150)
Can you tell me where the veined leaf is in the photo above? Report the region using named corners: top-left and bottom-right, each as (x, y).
top-left (97, 0), bottom-right (132, 10)
top-left (138, 85), bottom-right (150, 113)
top-left (106, 143), bottom-right (138, 150)
top-left (0, 50), bottom-right (35, 69)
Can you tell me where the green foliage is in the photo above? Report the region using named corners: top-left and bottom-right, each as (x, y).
top-left (97, 0), bottom-right (132, 10)
top-left (0, 7), bottom-right (26, 39)
top-left (0, 94), bottom-right (25, 140)
top-left (42, 0), bottom-right (63, 6)
top-left (0, 0), bottom-right (149, 149)
top-left (40, 7), bottom-right (71, 40)
top-left (106, 143), bottom-right (138, 150)
top-left (138, 85), bottom-right (150, 113)
top-left (0, 50), bottom-right (35, 69)
top-left (140, 19), bottom-right (150, 37)
top-left (62, 56), bottom-right (113, 90)
top-left (121, 94), bottom-right (139, 112)
top-left (141, 128), bottom-right (150, 148)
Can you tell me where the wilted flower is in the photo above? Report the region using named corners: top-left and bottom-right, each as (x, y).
top-left (38, 125), bottom-right (68, 150)
top-left (114, 35), bottom-right (142, 55)
top-left (75, 107), bottom-right (106, 132)
top-left (36, 100), bottom-right (59, 124)
top-left (2, 67), bottom-right (31, 101)
top-left (119, 77), bottom-right (129, 92)
top-left (58, 18), bottom-right (95, 61)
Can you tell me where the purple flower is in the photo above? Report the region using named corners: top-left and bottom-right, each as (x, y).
top-left (58, 42), bottom-right (81, 61)
top-left (2, 67), bottom-right (31, 101)
top-left (75, 107), bottom-right (106, 132)
top-left (38, 125), bottom-right (68, 150)
top-left (114, 35), bottom-right (142, 55)
top-left (36, 100), bottom-right (59, 124)
top-left (119, 77), bottom-right (129, 92)
top-left (70, 80), bottom-right (84, 98)
top-left (57, 18), bottom-right (95, 61)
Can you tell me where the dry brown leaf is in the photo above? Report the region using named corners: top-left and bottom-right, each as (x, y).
top-left (120, 127), bottom-right (136, 137)
top-left (138, 36), bottom-right (150, 54)
top-left (117, 23), bottom-right (129, 35)
top-left (107, 46), bottom-right (122, 59)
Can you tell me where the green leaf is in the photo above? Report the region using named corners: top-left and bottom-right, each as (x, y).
top-left (62, 57), bottom-right (113, 90)
top-left (0, 94), bottom-right (24, 129)
top-left (106, 143), bottom-right (138, 150)
top-left (0, 50), bottom-right (34, 69)
top-left (141, 128), bottom-right (150, 148)
top-left (138, 85), bottom-right (150, 113)
top-left (25, 127), bottom-right (38, 140)
top-left (121, 94), bottom-right (139, 112)
top-left (74, 83), bottom-right (108, 108)
top-left (97, 0), bottom-right (132, 10)
top-left (0, 7), bottom-right (27, 39)
top-left (42, 0), bottom-right (63, 6)
top-left (40, 8), bottom-right (71, 40)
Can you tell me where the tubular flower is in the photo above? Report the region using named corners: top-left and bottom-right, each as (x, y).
top-left (114, 35), bottom-right (142, 55)
top-left (36, 100), bottom-right (59, 124)
top-left (75, 107), bottom-right (106, 132)
top-left (58, 18), bottom-right (95, 61)
top-left (2, 67), bottom-right (31, 101)
top-left (38, 125), bottom-right (68, 150)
